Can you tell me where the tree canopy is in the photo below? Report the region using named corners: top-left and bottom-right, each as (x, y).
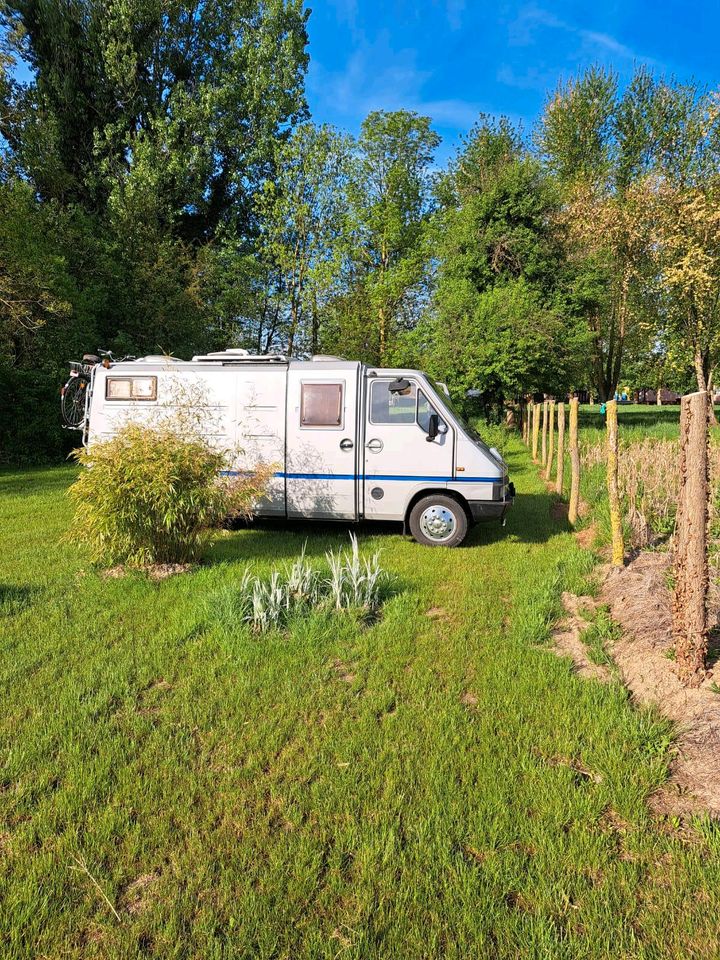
top-left (0, 19), bottom-right (718, 462)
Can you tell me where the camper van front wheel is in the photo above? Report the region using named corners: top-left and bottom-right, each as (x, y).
top-left (409, 495), bottom-right (468, 547)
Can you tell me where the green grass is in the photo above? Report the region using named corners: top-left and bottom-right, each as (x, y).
top-left (3, 443), bottom-right (720, 959)
top-left (576, 403), bottom-right (685, 445)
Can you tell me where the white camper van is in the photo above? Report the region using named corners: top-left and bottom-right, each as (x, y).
top-left (68, 350), bottom-right (514, 547)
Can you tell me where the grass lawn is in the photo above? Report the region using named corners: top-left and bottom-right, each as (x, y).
top-left (3, 432), bottom-right (720, 959)
top-left (576, 402), bottom-right (688, 444)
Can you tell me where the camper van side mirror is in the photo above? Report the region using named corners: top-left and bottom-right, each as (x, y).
top-left (426, 413), bottom-right (439, 441)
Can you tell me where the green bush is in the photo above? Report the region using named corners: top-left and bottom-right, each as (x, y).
top-left (67, 424), bottom-right (271, 566)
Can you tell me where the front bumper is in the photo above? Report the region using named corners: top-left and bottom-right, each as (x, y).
top-left (468, 481), bottom-right (515, 522)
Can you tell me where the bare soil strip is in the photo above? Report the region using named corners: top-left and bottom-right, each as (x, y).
top-left (553, 550), bottom-right (720, 816)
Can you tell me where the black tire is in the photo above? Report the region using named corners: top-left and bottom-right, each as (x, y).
top-left (61, 376), bottom-right (88, 428)
top-left (408, 494), bottom-right (468, 547)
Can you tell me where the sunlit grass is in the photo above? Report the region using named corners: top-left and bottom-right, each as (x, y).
top-left (2, 444), bottom-right (720, 958)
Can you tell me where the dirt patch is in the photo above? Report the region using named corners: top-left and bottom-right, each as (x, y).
top-left (426, 606), bottom-right (449, 620)
top-left (101, 563), bottom-right (191, 581)
top-left (555, 549), bottom-right (720, 815)
top-left (144, 563), bottom-right (192, 580)
top-left (461, 691), bottom-right (478, 707)
top-left (549, 591), bottom-right (612, 683)
top-left (575, 522), bottom-right (599, 550)
top-left (121, 872), bottom-right (160, 916)
top-left (330, 658), bottom-right (356, 684)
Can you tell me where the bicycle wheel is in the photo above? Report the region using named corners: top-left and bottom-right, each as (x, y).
top-left (61, 377), bottom-right (88, 428)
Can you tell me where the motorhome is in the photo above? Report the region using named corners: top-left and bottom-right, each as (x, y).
top-left (69, 350), bottom-right (514, 547)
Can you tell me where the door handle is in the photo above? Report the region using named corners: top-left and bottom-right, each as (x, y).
top-left (339, 438), bottom-right (354, 450)
top-left (366, 438), bottom-right (384, 453)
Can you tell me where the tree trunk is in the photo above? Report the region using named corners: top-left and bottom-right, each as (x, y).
top-left (555, 402), bottom-right (565, 495)
top-left (532, 401), bottom-right (540, 463)
top-left (673, 391), bottom-right (709, 686)
top-left (568, 398), bottom-right (580, 525)
top-left (544, 400), bottom-right (555, 481)
top-left (605, 399), bottom-right (624, 567)
top-left (656, 386), bottom-right (662, 406)
top-left (541, 399), bottom-right (548, 468)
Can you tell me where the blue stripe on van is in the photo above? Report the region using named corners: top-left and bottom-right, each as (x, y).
top-left (221, 470), bottom-right (498, 483)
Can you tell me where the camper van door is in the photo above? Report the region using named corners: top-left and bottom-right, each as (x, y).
top-left (364, 375), bottom-right (454, 520)
top-left (285, 363), bottom-right (361, 519)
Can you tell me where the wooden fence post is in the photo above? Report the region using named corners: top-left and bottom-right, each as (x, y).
top-left (605, 399), bottom-right (624, 566)
top-left (522, 400), bottom-right (529, 445)
top-left (541, 399), bottom-right (548, 468)
top-left (568, 397), bottom-right (580, 525)
top-left (544, 400), bottom-right (555, 481)
top-left (532, 400), bottom-right (540, 462)
top-left (555, 401), bottom-right (565, 495)
top-left (673, 391), bottom-right (710, 686)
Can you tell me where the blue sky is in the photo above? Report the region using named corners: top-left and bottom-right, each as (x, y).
top-left (305, 1), bottom-right (720, 162)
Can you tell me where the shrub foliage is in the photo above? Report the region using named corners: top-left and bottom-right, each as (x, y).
top-left (68, 424), bottom-right (271, 566)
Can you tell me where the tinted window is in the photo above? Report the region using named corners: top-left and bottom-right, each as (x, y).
top-left (300, 382), bottom-right (343, 427)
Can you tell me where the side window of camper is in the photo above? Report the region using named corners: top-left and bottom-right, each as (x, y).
top-left (417, 389), bottom-right (447, 433)
top-left (370, 380), bottom-right (417, 424)
top-left (300, 382), bottom-right (344, 427)
top-left (106, 376), bottom-right (157, 401)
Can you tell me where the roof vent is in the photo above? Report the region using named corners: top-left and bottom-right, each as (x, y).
top-left (190, 349), bottom-right (287, 363)
top-left (134, 355), bottom-right (185, 364)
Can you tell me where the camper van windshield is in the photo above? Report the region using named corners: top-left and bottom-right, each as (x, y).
top-left (427, 379), bottom-right (483, 443)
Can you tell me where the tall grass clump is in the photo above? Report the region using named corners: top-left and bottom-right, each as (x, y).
top-left (580, 436), bottom-right (720, 547)
top-left (217, 535), bottom-right (386, 632)
top-left (67, 424), bottom-right (272, 566)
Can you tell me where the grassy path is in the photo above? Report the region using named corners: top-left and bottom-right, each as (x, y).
top-left (2, 439), bottom-right (720, 959)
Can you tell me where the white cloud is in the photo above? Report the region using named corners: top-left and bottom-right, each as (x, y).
top-left (506, 3), bottom-right (657, 66)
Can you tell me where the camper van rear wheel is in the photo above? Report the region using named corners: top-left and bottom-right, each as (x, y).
top-left (409, 495), bottom-right (467, 547)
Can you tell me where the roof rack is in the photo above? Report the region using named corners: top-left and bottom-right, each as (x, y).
top-left (190, 349), bottom-right (288, 363)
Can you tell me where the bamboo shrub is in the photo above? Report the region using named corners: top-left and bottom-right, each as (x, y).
top-left (532, 401), bottom-right (540, 462)
top-left (605, 399), bottom-right (624, 566)
top-left (673, 391), bottom-right (710, 685)
top-left (568, 397), bottom-right (580, 525)
top-left (544, 400), bottom-right (555, 481)
top-left (555, 402), bottom-right (565, 495)
top-left (541, 399), bottom-right (548, 468)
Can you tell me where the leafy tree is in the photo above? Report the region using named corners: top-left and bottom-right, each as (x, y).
top-left (0, 0), bottom-right (310, 459)
top-left (416, 118), bottom-right (589, 411)
top-left (539, 67), bottom-right (659, 400)
top-left (638, 79), bottom-right (720, 394)
top-left (341, 110), bottom-right (440, 364)
top-left (255, 123), bottom-right (353, 356)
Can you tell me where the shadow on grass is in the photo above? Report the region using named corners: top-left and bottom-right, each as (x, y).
top-left (0, 583), bottom-right (38, 616)
top-left (0, 464), bottom-right (77, 497)
top-left (208, 488), bottom-right (565, 566)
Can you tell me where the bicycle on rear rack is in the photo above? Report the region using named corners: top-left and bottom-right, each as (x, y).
top-left (60, 350), bottom-right (135, 429)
